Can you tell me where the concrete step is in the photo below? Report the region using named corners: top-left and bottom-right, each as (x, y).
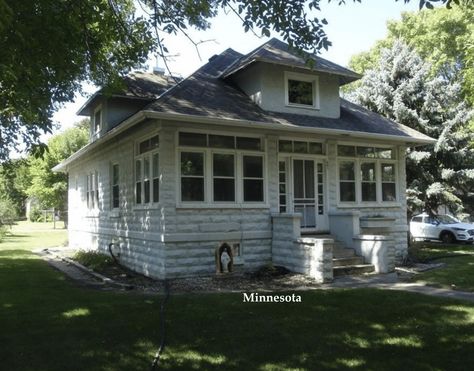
top-left (333, 264), bottom-right (375, 277)
top-left (333, 247), bottom-right (356, 258)
top-left (332, 256), bottom-right (364, 267)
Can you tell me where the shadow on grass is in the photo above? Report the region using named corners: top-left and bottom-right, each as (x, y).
top-left (1, 250), bottom-right (474, 371)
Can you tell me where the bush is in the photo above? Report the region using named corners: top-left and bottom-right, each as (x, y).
top-left (0, 225), bottom-right (7, 242)
top-left (0, 199), bottom-right (18, 226)
top-left (73, 250), bottom-right (113, 271)
top-left (29, 207), bottom-right (42, 222)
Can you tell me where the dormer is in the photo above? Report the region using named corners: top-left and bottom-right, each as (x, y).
top-left (77, 71), bottom-right (177, 142)
top-left (222, 38), bottom-right (360, 119)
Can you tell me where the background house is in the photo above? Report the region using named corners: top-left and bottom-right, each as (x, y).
top-left (55, 39), bottom-right (434, 281)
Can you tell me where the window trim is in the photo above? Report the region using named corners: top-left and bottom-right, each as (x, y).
top-left (92, 105), bottom-right (102, 138)
top-left (134, 133), bottom-right (160, 207)
top-left (111, 163), bottom-right (120, 209)
top-left (176, 130), bottom-right (268, 208)
top-left (284, 71), bottom-right (320, 110)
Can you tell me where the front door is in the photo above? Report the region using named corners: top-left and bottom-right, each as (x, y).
top-left (279, 158), bottom-right (328, 232)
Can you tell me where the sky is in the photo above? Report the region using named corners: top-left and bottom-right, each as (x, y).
top-left (50, 0), bottom-right (421, 138)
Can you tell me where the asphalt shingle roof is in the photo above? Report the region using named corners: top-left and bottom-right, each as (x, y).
top-left (144, 42), bottom-right (433, 143)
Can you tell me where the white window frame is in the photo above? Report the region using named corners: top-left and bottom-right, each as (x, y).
top-left (86, 171), bottom-right (99, 209)
top-left (337, 144), bottom-right (399, 206)
top-left (134, 134), bottom-right (160, 207)
top-left (111, 163), bottom-right (120, 209)
top-left (284, 71), bottom-right (320, 110)
top-left (176, 130), bottom-right (268, 208)
top-left (211, 151), bottom-right (237, 203)
top-left (92, 105), bottom-right (102, 139)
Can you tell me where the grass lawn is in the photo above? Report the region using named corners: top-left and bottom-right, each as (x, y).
top-left (1, 222), bottom-right (474, 370)
top-left (409, 241), bottom-right (474, 292)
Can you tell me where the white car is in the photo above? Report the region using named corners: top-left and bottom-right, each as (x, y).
top-left (410, 213), bottom-right (474, 244)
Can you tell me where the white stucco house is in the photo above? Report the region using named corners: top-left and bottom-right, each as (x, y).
top-left (54, 38), bottom-right (434, 282)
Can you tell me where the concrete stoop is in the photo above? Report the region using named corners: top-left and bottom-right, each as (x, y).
top-left (304, 234), bottom-right (375, 277)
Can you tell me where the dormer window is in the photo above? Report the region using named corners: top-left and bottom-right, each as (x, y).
top-left (93, 106), bottom-right (102, 136)
top-left (285, 72), bottom-right (319, 109)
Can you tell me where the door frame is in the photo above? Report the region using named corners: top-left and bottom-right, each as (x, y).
top-left (278, 154), bottom-right (328, 233)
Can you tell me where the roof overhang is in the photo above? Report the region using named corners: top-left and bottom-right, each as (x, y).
top-left (221, 57), bottom-right (362, 86)
top-left (54, 111), bottom-right (436, 173)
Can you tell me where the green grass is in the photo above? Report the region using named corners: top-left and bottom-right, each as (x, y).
top-left (1, 222), bottom-right (474, 370)
top-left (410, 242), bottom-right (474, 292)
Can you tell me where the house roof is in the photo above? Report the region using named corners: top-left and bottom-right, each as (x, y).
top-left (77, 71), bottom-right (176, 116)
top-left (221, 38), bottom-right (361, 85)
top-left (144, 45), bottom-right (433, 143)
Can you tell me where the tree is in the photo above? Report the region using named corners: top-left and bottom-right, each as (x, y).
top-left (0, 0), bottom-right (459, 160)
top-left (347, 2), bottom-right (474, 104)
top-left (348, 40), bottom-right (474, 216)
top-left (0, 158), bottom-right (31, 216)
top-left (26, 120), bottom-right (89, 213)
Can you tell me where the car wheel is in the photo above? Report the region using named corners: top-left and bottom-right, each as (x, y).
top-left (440, 231), bottom-right (456, 244)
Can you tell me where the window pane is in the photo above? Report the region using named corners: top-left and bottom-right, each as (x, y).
top-left (288, 79), bottom-right (313, 106)
top-left (293, 141), bottom-right (308, 153)
top-left (135, 160), bottom-right (141, 180)
top-left (309, 142), bottom-right (323, 154)
top-left (340, 182), bottom-right (356, 202)
top-left (136, 182), bottom-right (142, 204)
top-left (382, 164), bottom-right (395, 181)
top-left (278, 140), bottom-right (292, 152)
top-left (361, 163), bottom-right (376, 181)
top-left (236, 137), bottom-right (261, 151)
top-left (279, 161), bottom-right (286, 171)
top-left (181, 178), bottom-right (204, 201)
top-left (338, 145), bottom-right (356, 157)
top-left (213, 179), bottom-right (235, 201)
top-left (304, 160), bottom-right (315, 199)
top-left (243, 156), bottom-right (263, 178)
top-left (144, 180), bottom-right (150, 203)
top-left (152, 153), bottom-right (159, 177)
top-left (339, 162), bottom-right (355, 181)
top-left (244, 180), bottom-right (264, 202)
top-left (179, 132), bottom-right (207, 147)
top-left (144, 157), bottom-right (150, 179)
top-left (357, 146), bottom-right (375, 158)
top-left (213, 154), bottom-right (234, 177)
top-left (209, 134), bottom-right (235, 149)
top-left (293, 160), bottom-right (304, 199)
top-left (181, 152), bottom-right (204, 176)
top-left (112, 186), bottom-right (119, 208)
top-left (153, 179), bottom-right (159, 203)
top-left (382, 183), bottom-right (396, 201)
top-left (139, 135), bottom-right (159, 154)
top-left (94, 110), bottom-right (101, 132)
top-left (376, 148), bottom-right (393, 159)
top-left (112, 164), bottom-right (119, 185)
top-left (362, 183), bottom-right (377, 202)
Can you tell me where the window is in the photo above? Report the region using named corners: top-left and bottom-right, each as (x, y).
top-left (382, 163), bottom-right (396, 201)
top-left (278, 140), bottom-right (324, 155)
top-left (111, 164), bottom-right (119, 209)
top-left (243, 155), bottom-right (264, 202)
top-left (285, 72), bottom-right (319, 109)
top-left (361, 162), bottom-right (376, 202)
top-left (412, 216), bottom-right (423, 223)
top-left (181, 152), bottom-right (205, 202)
top-left (339, 162), bottom-right (356, 202)
top-left (213, 154), bottom-right (235, 202)
top-left (93, 108), bottom-right (102, 135)
top-left (178, 132), bottom-right (265, 204)
top-left (337, 145), bottom-right (397, 204)
top-left (279, 160), bottom-right (287, 213)
top-left (135, 135), bottom-right (159, 205)
top-left (86, 171), bottom-right (99, 209)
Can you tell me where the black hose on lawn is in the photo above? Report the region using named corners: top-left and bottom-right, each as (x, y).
top-left (151, 279), bottom-right (170, 370)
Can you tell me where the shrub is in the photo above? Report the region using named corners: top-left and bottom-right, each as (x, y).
top-left (0, 225), bottom-right (7, 242)
top-left (73, 250), bottom-right (113, 271)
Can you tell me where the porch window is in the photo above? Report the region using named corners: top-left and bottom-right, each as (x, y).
top-left (243, 155), bottom-right (264, 202)
top-left (213, 153), bottom-right (235, 202)
top-left (181, 152), bottom-right (205, 202)
top-left (339, 162), bottom-right (356, 202)
top-left (361, 162), bottom-right (376, 202)
top-left (278, 140), bottom-right (324, 155)
top-left (111, 164), bottom-right (120, 209)
top-left (382, 163), bottom-right (397, 201)
top-left (135, 135), bottom-right (160, 205)
top-left (86, 171), bottom-right (99, 209)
